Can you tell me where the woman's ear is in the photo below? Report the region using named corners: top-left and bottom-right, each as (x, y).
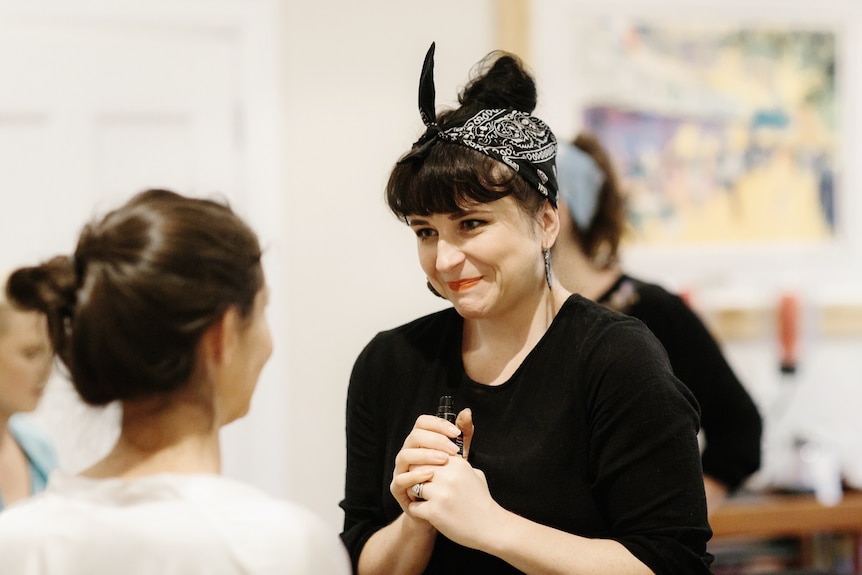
top-left (540, 201), bottom-right (561, 249)
top-left (199, 307), bottom-right (240, 366)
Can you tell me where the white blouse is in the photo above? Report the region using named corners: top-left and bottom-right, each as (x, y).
top-left (0, 471), bottom-right (350, 575)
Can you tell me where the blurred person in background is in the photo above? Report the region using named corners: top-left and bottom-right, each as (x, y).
top-left (0, 275), bottom-right (56, 512)
top-left (553, 133), bottom-right (763, 513)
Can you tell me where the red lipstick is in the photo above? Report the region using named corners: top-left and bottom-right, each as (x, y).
top-left (446, 277), bottom-right (481, 292)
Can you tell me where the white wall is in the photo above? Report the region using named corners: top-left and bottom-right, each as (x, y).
top-left (279, 0), bottom-right (495, 528)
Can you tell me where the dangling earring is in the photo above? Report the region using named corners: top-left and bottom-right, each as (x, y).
top-left (544, 248), bottom-right (552, 290)
top-left (427, 279), bottom-right (446, 299)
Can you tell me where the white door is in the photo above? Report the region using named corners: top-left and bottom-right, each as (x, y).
top-left (0, 1), bottom-right (289, 496)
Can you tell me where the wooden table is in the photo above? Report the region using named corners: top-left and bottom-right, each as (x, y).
top-left (710, 490), bottom-right (862, 572)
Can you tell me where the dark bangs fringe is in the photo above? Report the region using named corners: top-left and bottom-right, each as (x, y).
top-left (386, 144), bottom-right (541, 219)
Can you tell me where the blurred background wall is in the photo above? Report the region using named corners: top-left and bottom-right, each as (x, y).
top-left (1, 0), bottom-right (861, 532)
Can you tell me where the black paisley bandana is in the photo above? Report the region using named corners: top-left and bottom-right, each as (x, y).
top-left (398, 42), bottom-right (559, 206)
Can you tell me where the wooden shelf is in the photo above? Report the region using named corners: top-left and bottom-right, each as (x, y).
top-left (711, 491), bottom-right (862, 539)
top-left (710, 491), bottom-right (862, 573)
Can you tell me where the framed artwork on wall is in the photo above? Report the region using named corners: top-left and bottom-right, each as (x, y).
top-left (528, 0), bottom-right (862, 282)
top-left (576, 21), bottom-right (837, 247)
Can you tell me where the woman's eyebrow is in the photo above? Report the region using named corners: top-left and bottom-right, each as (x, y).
top-left (408, 209), bottom-right (486, 226)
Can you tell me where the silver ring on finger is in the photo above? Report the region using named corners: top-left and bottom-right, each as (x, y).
top-left (412, 482), bottom-right (426, 500)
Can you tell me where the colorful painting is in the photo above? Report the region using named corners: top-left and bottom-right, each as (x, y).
top-left (576, 21), bottom-right (837, 246)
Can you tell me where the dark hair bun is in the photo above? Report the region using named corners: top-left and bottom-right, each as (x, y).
top-left (458, 52), bottom-right (537, 114)
top-left (7, 257), bottom-right (77, 375)
top-left (7, 256), bottom-right (77, 318)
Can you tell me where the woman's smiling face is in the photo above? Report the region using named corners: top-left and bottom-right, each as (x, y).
top-left (408, 195), bottom-right (556, 321)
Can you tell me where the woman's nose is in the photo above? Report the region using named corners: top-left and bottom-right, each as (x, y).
top-left (435, 238), bottom-right (465, 271)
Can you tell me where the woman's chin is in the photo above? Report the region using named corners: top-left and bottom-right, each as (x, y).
top-left (452, 300), bottom-right (491, 320)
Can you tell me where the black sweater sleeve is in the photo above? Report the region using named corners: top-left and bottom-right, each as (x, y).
top-left (338, 311), bottom-right (459, 572)
top-left (629, 282), bottom-right (763, 490)
top-left (582, 315), bottom-right (714, 574)
top-left (339, 335), bottom-right (391, 572)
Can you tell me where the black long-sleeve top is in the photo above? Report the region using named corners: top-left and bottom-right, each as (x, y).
top-left (340, 295), bottom-right (714, 574)
top-left (598, 275), bottom-right (762, 490)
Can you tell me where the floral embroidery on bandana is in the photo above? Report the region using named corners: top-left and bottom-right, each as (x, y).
top-left (439, 109), bottom-right (558, 199)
